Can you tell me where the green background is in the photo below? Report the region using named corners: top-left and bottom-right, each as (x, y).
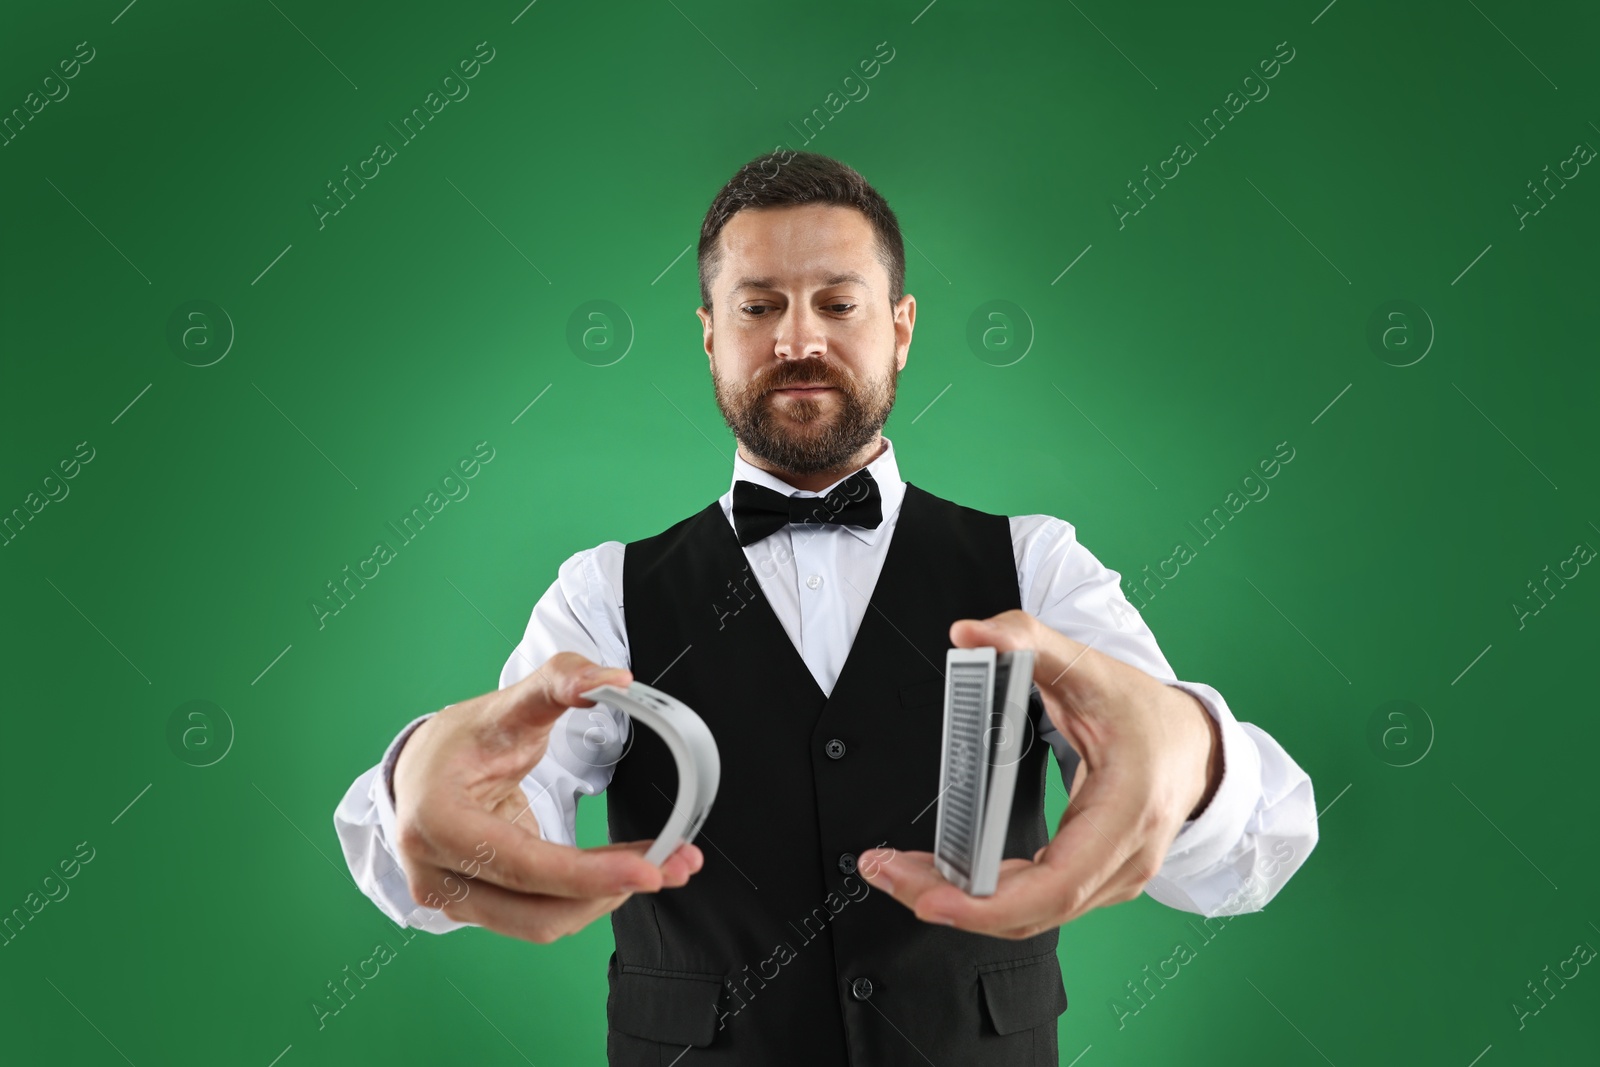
top-left (3, 0), bottom-right (1597, 1063)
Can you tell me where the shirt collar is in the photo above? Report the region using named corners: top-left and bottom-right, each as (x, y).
top-left (720, 436), bottom-right (905, 546)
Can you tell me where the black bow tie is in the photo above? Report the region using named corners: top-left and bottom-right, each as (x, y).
top-left (731, 469), bottom-right (884, 547)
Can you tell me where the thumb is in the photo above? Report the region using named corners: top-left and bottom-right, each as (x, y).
top-left (949, 610), bottom-right (1033, 652)
top-left (499, 653), bottom-right (633, 737)
top-left (950, 610), bottom-right (1096, 701)
top-left (947, 607), bottom-right (1049, 659)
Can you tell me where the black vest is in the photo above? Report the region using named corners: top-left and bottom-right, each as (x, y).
top-left (605, 482), bottom-right (1068, 1065)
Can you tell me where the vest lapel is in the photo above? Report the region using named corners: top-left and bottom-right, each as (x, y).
top-left (701, 499), bottom-right (828, 707)
top-left (701, 480), bottom-right (944, 711)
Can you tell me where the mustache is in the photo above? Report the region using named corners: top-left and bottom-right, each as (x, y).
top-left (761, 363), bottom-right (846, 391)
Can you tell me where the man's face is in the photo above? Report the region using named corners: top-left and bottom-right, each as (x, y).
top-left (697, 202), bottom-right (915, 477)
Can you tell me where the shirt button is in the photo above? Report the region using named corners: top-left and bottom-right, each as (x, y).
top-left (838, 853), bottom-right (857, 874)
top-left (806, 574), bottom-right (823, 590)
top-left (824, 738), bottom-right (846, 759)
top-left (851, 977), bottom-right (875, 1001)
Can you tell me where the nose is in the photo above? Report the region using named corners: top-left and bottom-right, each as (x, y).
top-left (773, 301), bottom-right (828, 361)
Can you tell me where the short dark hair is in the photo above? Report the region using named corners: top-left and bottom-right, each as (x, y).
top-left (697, 150), bottom-right (905, 313)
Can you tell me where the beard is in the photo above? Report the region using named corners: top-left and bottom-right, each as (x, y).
top-left (712, 354), bottom-right (897, 476)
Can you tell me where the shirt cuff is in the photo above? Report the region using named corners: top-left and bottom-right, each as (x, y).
top-left (374, 705), bottom-right (558, 853)
top-left (1159, 680), bottom-right (1261, 880)
top-left (373, 712), bottom-right (439, 859)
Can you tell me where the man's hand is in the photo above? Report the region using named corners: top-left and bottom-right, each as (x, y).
top-left (859, 609), bottom-right (1221, 939)
top-left (390, 652), bottom-right (703, 944)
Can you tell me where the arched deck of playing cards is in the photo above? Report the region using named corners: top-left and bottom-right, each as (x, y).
top-left (933, 646), bottom-right (1037, 897)
top-left (580, 680), bottom-right (722, 866)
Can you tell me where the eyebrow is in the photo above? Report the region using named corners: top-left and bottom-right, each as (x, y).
top-left (728, 271), bottom-right (872, 299)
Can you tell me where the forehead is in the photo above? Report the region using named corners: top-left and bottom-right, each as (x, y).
top-left (717, 203), bottom-right (881, 290)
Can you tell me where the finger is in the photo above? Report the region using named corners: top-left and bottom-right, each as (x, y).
top-left (962, 860), bottom-right (1074, 940)
top-left (421, 872), bottom-right (635, 945)
top-left (862, 847), bottom-right (1069, 939)
top-left (910, 778), bottom-right (1143, 935)
top-left (857, 849), bottom-right (959, 915)
top-left (431, 657), bottom-right (636, 812)
top-left (412, 803), bottom-right (668, 900)
top-left (993, 838), bottom-right (1156, 936)
top-left (948, 613), bottom-right (1032, 655)
top-left (1034, 778), bottom-right (1151, 923)
top-left (495, 653), bottom-right (634, 740)
top-left (857, 850), bottom-right (1038, 931)
top-left (419, 838), bottom-right (703, 925)
top-left (991, 855), bottom-right (1152, 940)
top-left (415, 844), bottom-right (704, 944)
top-left (585, 840), bottom-right (705, 887)
top-left (1066, 853), bottom-right (1151, 917)
top-left (1070, 753), bottom-right (1088, 798)
top-left (661, 842), bottom-right (704, 886)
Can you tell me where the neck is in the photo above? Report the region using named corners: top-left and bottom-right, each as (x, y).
top-left (739, 435), bottom-right (886, 492)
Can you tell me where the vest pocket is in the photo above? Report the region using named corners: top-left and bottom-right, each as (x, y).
top-left (977, 952), bottom-right (1068, 1035)
top-left (608, 962), bottom-right (725, 1047)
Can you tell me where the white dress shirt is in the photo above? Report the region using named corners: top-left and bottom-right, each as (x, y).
top-left (334, 436), bottom-right (1319, 934)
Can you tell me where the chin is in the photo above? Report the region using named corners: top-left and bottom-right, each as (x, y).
top-left (775, 406), bottom-right (834, 429)
top-left (763, 393), bottom-right (818, 413)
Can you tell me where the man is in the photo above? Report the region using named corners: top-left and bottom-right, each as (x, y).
top-left (334, 151), bottom-right (1318, 1065)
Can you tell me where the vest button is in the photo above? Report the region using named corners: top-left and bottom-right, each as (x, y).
top-left (824, 738), bottom-right (846, 759)
top-left (838, 852), bottom-right (857, 874)
top-left (851, 977), bottom-right (875, 1001)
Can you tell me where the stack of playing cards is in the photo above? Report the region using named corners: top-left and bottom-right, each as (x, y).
top-left (581, 680), bottom-right (722, 866)
top-left (933, 647), bottom-right (1037, 896)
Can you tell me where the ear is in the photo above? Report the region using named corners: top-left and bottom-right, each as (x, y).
top-left (696, 305), bottom-right (714, 363)
top-left (892, 293), bottom-right (915, 372)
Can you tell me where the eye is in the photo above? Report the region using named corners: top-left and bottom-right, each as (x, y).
top-left (825, 303), bottom-right (855, 313)
top-left (740, 304), bottom-right (772, 317)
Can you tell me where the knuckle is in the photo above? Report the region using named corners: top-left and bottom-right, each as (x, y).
top-left (1144, 851), bottom-right (1168, 882)
top-left (395, 819), bottom-right (431, 862)
top-left (546, 651), bottom-right (592, 688)
top-left (548, 650), bottom-right (587, 672)
top-left (1135, 843), bottom-right (1164, 880)
top-left (398, 860), bottom-right (432, 901)
top-left (1134, 807), bottom-right (1167, 842)
top-left (527, 923), bottom-right (563, 946)
top-left (1064, 884), bottom-right (1091, 915)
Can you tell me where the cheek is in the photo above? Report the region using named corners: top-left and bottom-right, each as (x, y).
top-left (713, 360), bottom-right (765, 401)
top-left (722, 324), bottom-right (773, 362)
top-left (708, 340), bottom-right (736, 371)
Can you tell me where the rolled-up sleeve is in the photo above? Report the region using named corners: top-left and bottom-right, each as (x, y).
top-left (332, 542), bottom-right (634, 930)
top-left (1014, 514), bottom-right (1318, 917)
top-left (334, 713), bottom-right (476, 933)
